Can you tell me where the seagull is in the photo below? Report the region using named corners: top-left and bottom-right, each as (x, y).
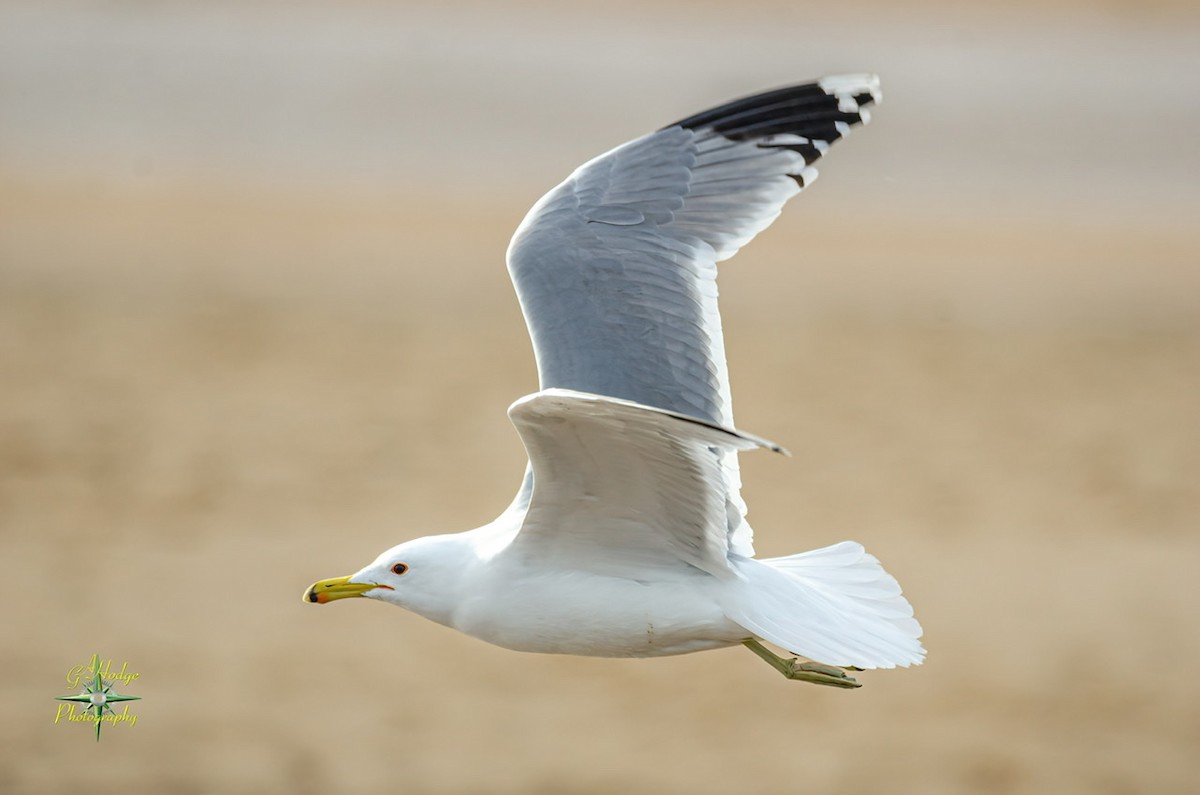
top-left (305, 75), bottom-right (924, 687)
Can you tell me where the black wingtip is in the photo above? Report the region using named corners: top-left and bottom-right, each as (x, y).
top-left (662, 76), bottom-right (879, 148)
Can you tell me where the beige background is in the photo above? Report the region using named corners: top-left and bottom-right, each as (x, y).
top-left (3, 1), bottom-right (1198, 793)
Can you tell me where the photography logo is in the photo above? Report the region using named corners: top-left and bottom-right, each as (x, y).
top-left (53, 653), bottom-right (141, 742)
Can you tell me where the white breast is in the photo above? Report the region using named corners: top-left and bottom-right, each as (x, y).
top-left (449, 567), bottom-right (746, 658)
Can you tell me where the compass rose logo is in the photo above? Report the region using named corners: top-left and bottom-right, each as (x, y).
top-left (53, 653), bottom-right (141, 742)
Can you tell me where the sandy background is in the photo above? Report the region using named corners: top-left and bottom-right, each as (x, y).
top-left (3, 1), bottom-right (1199, 793)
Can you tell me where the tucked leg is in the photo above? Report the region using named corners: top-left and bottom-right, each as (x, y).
top-left (742, 639), bottom-right (862, 688)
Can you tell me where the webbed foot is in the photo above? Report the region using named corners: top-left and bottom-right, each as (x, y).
top-left (742, 639), bottom-right (862, 689)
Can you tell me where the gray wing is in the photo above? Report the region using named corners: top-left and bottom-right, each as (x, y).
top-left (506, 75), bottom-right (880, 427)
top-left (506, 390), bottom-right (785, 577)
top-left (504, 75), bottom-right (880, 552)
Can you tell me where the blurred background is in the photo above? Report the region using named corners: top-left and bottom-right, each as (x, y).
top-left (3, 1), bottom-right (1198, 793)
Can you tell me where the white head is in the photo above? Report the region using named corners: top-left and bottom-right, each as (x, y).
top-left (303, 533), bottom-right (475, 627)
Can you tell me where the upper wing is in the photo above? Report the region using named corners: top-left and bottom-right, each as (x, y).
top-left (505, 390), bottom-right (785, 578)
top-left (504, 75), bottom-right (878, 556)
top-left (505, 75), bottom-right (880, 428)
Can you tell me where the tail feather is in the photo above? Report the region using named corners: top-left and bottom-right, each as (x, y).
top-left (725, 541), bottom-right (925, 669)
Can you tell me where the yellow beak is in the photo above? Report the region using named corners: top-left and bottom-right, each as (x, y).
top-left (303, 576), bottom-right (391, 604)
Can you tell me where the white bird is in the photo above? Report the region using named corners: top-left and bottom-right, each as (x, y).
top-left (305, 75), bottom-right (924, 687)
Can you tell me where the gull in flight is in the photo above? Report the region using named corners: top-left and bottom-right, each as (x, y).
top-left (305, 75), bottom-right (924, 687)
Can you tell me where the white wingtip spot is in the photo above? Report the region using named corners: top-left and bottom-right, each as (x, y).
top-left (818, 73), bottom-right (882, 106)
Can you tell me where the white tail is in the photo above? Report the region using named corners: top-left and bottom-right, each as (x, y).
top-left (724, 541), bottom-right (925, 669)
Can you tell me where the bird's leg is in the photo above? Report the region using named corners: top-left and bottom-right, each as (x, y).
top-left (741, 639), bottom-right (862, 688)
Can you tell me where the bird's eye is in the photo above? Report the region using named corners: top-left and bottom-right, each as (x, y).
top-left (391, 563), bottom-right (409, 575)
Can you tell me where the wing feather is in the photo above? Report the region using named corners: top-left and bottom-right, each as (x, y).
top-left (506, 390), bottom-right (784, 577)
top-left (504, 75), bottom-right (879, 555)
